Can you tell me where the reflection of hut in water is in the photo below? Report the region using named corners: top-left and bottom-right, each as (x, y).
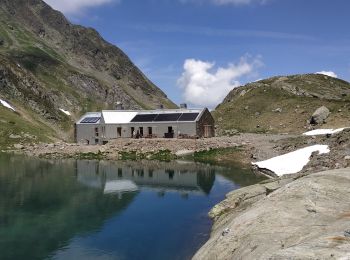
top-left (76, 160), bottom-right (215, 196)
top-left (0, 155), bottom-right (137, 260)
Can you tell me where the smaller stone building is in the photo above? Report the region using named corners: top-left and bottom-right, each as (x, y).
top-left (75, 108), bottom-right (214, 144)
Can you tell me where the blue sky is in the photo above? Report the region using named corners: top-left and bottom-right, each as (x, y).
top-left (44, 0), bottom-right (350, 108)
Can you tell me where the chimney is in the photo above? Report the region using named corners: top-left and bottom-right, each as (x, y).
top-left (115, 102), bottom-right (124, 110)
top-left (180, 103), bottom-right (187, 109)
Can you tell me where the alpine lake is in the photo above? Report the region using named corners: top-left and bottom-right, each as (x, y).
top-left (0, 153), bottom-right (266, 260)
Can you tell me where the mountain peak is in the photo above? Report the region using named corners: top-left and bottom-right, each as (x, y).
top-left (0, 0), bottom-right (176, 145)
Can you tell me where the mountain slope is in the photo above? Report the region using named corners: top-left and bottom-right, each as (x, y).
top-left (0, 0), bottom-right (176, 147)
top-left (214, 74), bottom-right (350, 134)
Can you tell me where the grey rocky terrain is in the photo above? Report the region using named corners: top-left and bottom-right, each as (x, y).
top-left (193, 168), bottom-right (350, 260)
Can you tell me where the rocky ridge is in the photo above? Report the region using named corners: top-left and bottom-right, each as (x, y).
top-left (214, 74), bottom-right (350, 134)
top-left (0, 0), bottom-right (176, 145)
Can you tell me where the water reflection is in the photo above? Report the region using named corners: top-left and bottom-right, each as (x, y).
top-left (0, 154), bottom-right (137, 260)
top-left (0, 154), bottom-right (265, 260)
top-left (77, 160), bottom-right (216, 197)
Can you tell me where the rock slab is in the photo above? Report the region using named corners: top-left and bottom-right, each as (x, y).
top-left (193, 168), bottom-right (350, 260)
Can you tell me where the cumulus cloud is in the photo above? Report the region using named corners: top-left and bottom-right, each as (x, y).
top-left (315, 71), bottom-right (338, 78)
top-left (177, 56), bottom-right (262, 107)
top-left (43, 0), bottom-right (119, 15)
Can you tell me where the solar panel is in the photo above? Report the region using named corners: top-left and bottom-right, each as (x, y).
top-left (178, 113), bottom-right (199, 121)
top-left (154, 113), bottom-right (182, 122)
top-left (131, 114), bottom-right (158, 122)
top-left (81, 117), bottom-right (100, 124)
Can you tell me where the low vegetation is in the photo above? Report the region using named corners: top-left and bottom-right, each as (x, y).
top-left (0, 107), bottom-right (54, 149)
top-left (214, 74), bottom-right (350, 134)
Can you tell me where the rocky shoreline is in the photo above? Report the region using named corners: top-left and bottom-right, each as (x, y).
top-left (193, 129), bottom-right (350, 259)
top-left (9, 134), bottom-right (290, 164)
top-left (193, 168), bottom-right (350, 259)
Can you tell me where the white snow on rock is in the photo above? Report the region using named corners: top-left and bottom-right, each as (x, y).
top-left (0, 98), bottom-right (16, 111)
top-left (252, 145), bottom-right (330, 176)
top-left (303, 128), bottom-right (346, 136)
top-left (59, 108), bottom-right (71, 116)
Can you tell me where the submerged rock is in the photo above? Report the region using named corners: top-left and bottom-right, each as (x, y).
top-left (13, 144), bottom-right (24, 149)
top-left (175, 149), bottom-right (194, 157)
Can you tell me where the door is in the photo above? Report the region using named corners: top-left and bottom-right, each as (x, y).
top-left (117, 127), bottom-right (122, 138)
top-left (204, 125), bottom-right (212, 138)
top-left (165, 126), bottom-right (174, 138)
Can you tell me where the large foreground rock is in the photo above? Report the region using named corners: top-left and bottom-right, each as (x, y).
top-left (310, 106), bottom-right (330, 125)
top-left (193, 168), bottom-right (350, 260)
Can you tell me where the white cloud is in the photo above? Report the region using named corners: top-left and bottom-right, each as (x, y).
top-left (315, 71), bottom-right (338, 78)
top-left (43, 0), bottom-right (119, 15)
top-left (177, 56), bottom-right (262, 107)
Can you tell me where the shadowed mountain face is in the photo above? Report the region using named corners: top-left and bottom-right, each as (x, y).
top-left (0, 0), bottom-right (176, 144)
top-left (214, 74), bottom-right (350, 134)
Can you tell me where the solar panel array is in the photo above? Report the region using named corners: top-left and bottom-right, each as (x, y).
top-left (154, 113), bottom-right (182, 122)
top-left (131, 113), bottom-right (199, 123)
top-left (80, 117), bottom-right (101, 124)
top-left (131, 114), bottom-right (158, 123)
top-left (178, 113), bottom-right (200, 121)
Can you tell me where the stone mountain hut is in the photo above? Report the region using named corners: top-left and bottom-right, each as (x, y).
top-left (75, 108), bottom-right (215, 145)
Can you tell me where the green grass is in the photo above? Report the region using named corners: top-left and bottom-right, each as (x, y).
top-left (0, 106), bottom-right (54, 149)
top-left (192, 147), bottom-right (242, 165)
top-left (0, 24), bottom-right (13, 47)
top-left (214, 84), bottom-right (350, 134)
top-left (10, 46), bottom-right (60, 72)
top-left (75, 151), bottom-right (105, 160)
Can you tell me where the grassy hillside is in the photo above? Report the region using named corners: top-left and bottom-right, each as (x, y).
top-left (0, 0), bottom-right (176, 148)
top-left (214, 74), bottom-right (350, 134)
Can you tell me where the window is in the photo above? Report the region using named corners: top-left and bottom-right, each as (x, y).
top-left (148, 127), bottom-right (153, 135)
top-left (95, 127), bottom-right (99, 137)
top-left (102, 126), bottom-right (106, 137)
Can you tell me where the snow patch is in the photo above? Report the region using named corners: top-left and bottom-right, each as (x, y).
top-left (303, 128), bottom-right (346, 136)
top-left (59, 108), bottom-right (71, 116)
top-left (0, 99), bottom-right (16, 111)
top-left (315, 71), bottom-right (338, 78)
top-left (252, 145), bottom-right (330, 176)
